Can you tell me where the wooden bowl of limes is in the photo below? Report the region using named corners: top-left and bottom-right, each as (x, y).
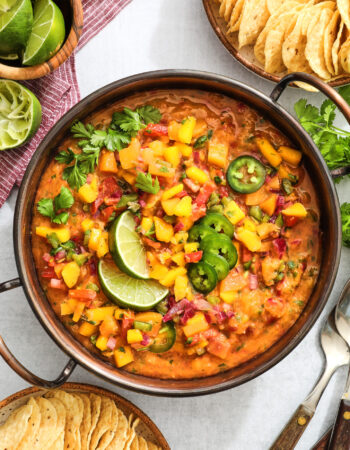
top-left (0, 0), bottom-right (83, 80)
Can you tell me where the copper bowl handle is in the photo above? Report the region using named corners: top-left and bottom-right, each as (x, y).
top-left (0, 278), bottom-right (76, 388)
top-left (270, 72), bottom-right (350, 179)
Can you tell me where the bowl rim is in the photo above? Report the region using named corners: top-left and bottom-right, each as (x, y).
top-left (202, 0), bottom-right (350, 88)
top-left (0, 0), bottom-right (84, 81)
top-left (14, 69), bottom-right (342, 396)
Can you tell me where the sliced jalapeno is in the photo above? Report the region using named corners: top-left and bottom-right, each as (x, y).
top-left (227, 155), bottom-right (266, 194)
top-left (200, 234), bottom-right (238, 269)
top-left (187, 261), bottom-right (218, 294)
top-left (149, 322), bottom-right (176, 353)
top-left (249, 205), bottom-right (263, 222)
top-left (202, 251), bottom-right (229, 281)
top-left (200, 213), bottom-right (235, 238)
top-left (188, 224), bottom-right (216, 243)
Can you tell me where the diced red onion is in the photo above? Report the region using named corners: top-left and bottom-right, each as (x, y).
top-left (42, 253), bottom-right (51, 262)
top-left (107, 336), bottom-right (117, 350)
top-left (163, 298), bottom-right (191, 322)
top-left (193, 151), bottom-right (200, 164)
top-left (249, 273), bottom-right (258, 290)
top-left (183, 178), bottom-right (200, 193)
top-left (141, 334), bottom-right (151, 346)
top-left (216, 311), bottom-right (227, 323)
top-left (204, 312), bottom-right (212, 324)
top-left (265, 175), bottom-right (271, 184)
top-left (50, 279), bottom-right (66, 290)
top-left (86, 174), bottom-right (93, 184)
top-left (276, 195), bottom-right (285, 213)
top-left (89, 259), bottom-right (97, 275)
top-left (291, 239), bottom-right (301, 246)
top-left (180, 305), bottom-right (195, 325)
top-left (54, 250), bottom-right (66, 261)
top-left (174, 222), bottom-right (184, 232)
top-left (193, 299), bottom-right (212, 311)
top-left (139, 199), bottom-right (146, 208)
top-left (269, 215), bottom-right (277, 224)
top-left (273, 238), bottom-right (287, 258)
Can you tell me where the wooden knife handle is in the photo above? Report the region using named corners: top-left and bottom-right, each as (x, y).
top-left (328, 399), bottom-right (350, 450)
top-left (270, 404), bottom-right (314, 450)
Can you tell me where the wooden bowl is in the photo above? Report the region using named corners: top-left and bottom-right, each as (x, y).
top-left (202, 0), bottom-right (350, 88)
top-left (0, 0), bottom-right (83, 80)
top-left (0, 382), bottom-right (170, 449)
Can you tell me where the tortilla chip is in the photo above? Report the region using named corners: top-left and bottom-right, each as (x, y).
top-left (96, 399), bottom-right (118, 450)
top-left (32, 397), bottom-right (58, 448)
top-left (87, 394), bottom-right (102, 450)
top-left (123, 417), bottom-right (140, 450)
top-left (46, 398), bottom-right (66, 450)
top-left (77, 394), bottom-right (91, 450)
top-left (337, 0), bottom-right (350, 30)
top-left (227, 0), bottom-right (245, 33)
top-left (266, 0), bottom-right (284, 14)
top-left (294, 81), bottom-right (319, 91)
top-left (0, 404), bottom-right (32, 449)
top-left (17, 398), bottom-right (41, 450)
top-left (108, 408), bottom-right (129, 449)
top-left (138, 436), bottom-right (148, 450)
top-left (332, 20), bottom-right (346, 74)
top-left (130, 434), bottom-right (140, 450)
top-left (238, 0), bottom-right (270, 48)
top-left (89, 396), bottom-right (114, 450)
top-left (339, 37), bottom-right (350, 71)
top-left (146, 442), bottom-right (159, 450)
top-left (324, 10), bottom-right (341, 75)
top-left (220, 0), bottom-right (238, 21)
top-left (45, 390), bottom-right (83, 450)
top-left (305, 8), bottom-right (334, 79)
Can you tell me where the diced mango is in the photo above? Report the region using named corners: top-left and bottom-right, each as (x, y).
top-left (162, 184), bottom-right (183, 201)
top-left (61, 262), bottom-right (80, 288)
top-left (99, 151), bottom-right (118, 173)
top-left (208, 142), bottom-right (228, 168)
top-left (161, 198), bottom-right (180, 216)
top-left (149, 140), bottom-right (166, 156)
top-left (184, 242), bottom-right (199, 253)
top-left (160, 267), bottom-right (187, 287)
top-left (114, 345), bottom-right (134, 368)
top-left (79, 322), bottom-right (98, 337)
top-left (36, 226), bottom-right (70, 243)
top-left (180, 216), bottom-right (194, 231)
top-left (243, 218), bottom-right (257, 232)
top-left (187, 339), bottom-right (209, 356)
top-left (259, 194), bottom-right (278, 216)
top-left (60, 302), bottom-right (75, 316)
top-left (220, 291), bottom-right (237, 304)
top-left (177, 143), bottom-right (192, 157)
top-left (183, 312), bottom-right (209, 337)
top-left (278, 165), bottom-right (290, 179)
top-left (245, 187), bottom-right (269, 206)
top-left (141, 148), bottom-right (155, 165)
top-left (235, 229), bottom-right (261, 252)
top-left (256, 138), bottom-right (282, 168)
top-left (174, 196), bottom-right (192, 217)
top-left (171, 231), bottom-right (188, 245)
top-left (150, 264), bottom-right (169, 280)
top-left (174, 275), bottom-right (188, 301)
top-left (141, 217), bottom-right (153, 233)
top-left (256, 223), bottom-right (279, 239)
top-left (97, 236), bottom-right (109, 258)
top-left (168, 121), bottom-right (182, 141)
top-left (96, 335), bottom-right (109, 351)
top-left (171, 252), bottom-right (186, 266)
top-left (119, 169), bottom-right (136, 185)
top-left (164, 146), bottom-right (181, 167)
top-left (178, 116), bottom-right (196, 144)
top-left (186, 167), bottom-right (209, 184)
top-left (72, 301), bottom-right (85, 322)
top-left (282, 202), bottom-right (307, 218)
top-left (278, 146), bottom-right (302, 166)
top-left (154, 217), bottom-right (174, 242)
top-left (224, 200), bottom-right (245, 225)
top-left (88, 228), bottom-right (102, 251)
top-left (127, 329), bottom-right (143, 344)
top-left (149, 159), bottom-right (175, 178)
top-left (192, 119), bottom-right (208, 138)
top-left (78, 175), bottom-right (98, 203)
top-left (86, 306), bottom-right (116, 323)
top-left (119, 138), bottom-right (140, 170)
top-left (81, 218), bottom-right (94, 232)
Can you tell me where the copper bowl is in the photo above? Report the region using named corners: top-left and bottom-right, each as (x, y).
top-left (0, 70), bottom-right (347, 396)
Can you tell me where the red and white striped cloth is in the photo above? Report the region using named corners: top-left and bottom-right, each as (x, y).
top-left (0, 0), bottom-right (132, 208)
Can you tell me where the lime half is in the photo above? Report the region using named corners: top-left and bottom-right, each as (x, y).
top-left (23, 0), bottom-right (65, 66)
top-left (0, 80), bottom-right (42, 150)
top-left (0, 0), bottom-right (33, 55)
top-left (109, 210), bottom-right (150, 280)
top-left (98, 259), bottom-right (168, 311)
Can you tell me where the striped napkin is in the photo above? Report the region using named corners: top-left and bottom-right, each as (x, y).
top-left (0, 0), bottom-right (132, 208)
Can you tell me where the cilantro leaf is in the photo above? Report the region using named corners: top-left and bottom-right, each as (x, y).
top-left (105, 129), bottom-right (130, 151)
top-left (55, 148), bottom-right (76, 165)
top-left (52, 212), bottom-right (69, 225)
top-left (54, 187), bottom-right (74, 211)
top-left (90, 130), bottom-right (107, 147)
top-left (62, 164), bottom-right (87, 190)
top-left (135, 172), bottom-right (160, 194)
top-left (37, 198), bottom-right (54, 219)
top-left (71, 122), bottom-right (95, 139)
top-left (112, 107), bottom-right (143, 133)
top-left (136, 105), bottom-right (161, 124)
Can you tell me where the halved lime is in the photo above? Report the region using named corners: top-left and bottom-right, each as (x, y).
top-left (0, 0), bottom-right (33, 55)
top-left (109, 210), bottom-right (150, 280)
top-left (0, 80), bottom-right (42, 150)
top-left (98, 259), bottom-right (169, 311)
top-left (23, 0), bottom-right (65, 66)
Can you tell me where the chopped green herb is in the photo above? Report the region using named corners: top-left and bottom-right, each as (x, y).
top-left (37, 187), bottom-right (74, 225)
top-left (135, 172), bottom-right (160, 194)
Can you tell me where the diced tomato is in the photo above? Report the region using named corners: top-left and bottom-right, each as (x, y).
top-left (207, 334), bottom-right (231, 359)
top-left (202, 328), bottom-right (220, 339)
top-left (100, 206), bottom-right (115, 222)
top-left (175, 190), bottom-right (188, 199)
top-left (120, 314), bottom-right (135, 340)
top-left (41, 267), bottom-right (56, 278)
top-left (143, 237), bottom-right (162, 249)
top-left (104, 196), bottom-right (122, 206)
top-left (186, 334), bottom-right (200, 346)
top-left (284, 216), bottom-right (299, 227)
top-left (69, 289), bottom-right (97, 302)
top-left (263, 297), bottom-right (285, 323)
top-left (49, 278), bottom-right (66, 289)
top-left (195, 183), bottom-right (216, 206)
top-left (185, 251), bottom-right (203, 263)
top-left (144, 123), bottom-right (168, 137)
top-left (91, 197), bottom-right (103, 215)
top-left (218, 185), bottom-right (229, 198)
top-left (101, 176), bottom-right (120, 197)
top-left (241, 246), bottom-right (252, 263)
top-left (191, 203), bottom-right (206, 222)
top-left (183, 178), bottom-right (200, 193)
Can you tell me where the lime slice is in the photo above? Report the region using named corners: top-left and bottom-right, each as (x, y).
top-left (0, 79), bottom-right (42, 150)
top-left (98, 259), bottom-right (169, 311)
top-left (0, 0), bottom-right (33, 55)
top-left (23, 0), bottom-right (65, 66)
top-left (109, 210), bottom-right (150, 280)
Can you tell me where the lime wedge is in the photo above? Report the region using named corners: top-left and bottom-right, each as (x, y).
top-left (0, 80), bottom-right (42, 150)
top-left (98, 259), bottom-right (169, 311)
top-left (0, 53), bottom-right (19, 60)
top-left (0, 0), bottom-right (33, 55)
top-left (109, 210), bottom-right (150, 280)
top-left (23, 0), bottom-right (65, 66)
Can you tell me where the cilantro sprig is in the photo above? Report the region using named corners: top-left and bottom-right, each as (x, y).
top-left (55, 105), bottom-right (161, 190)
top-left (135, 172), bottom-right (160, 194)
top-left (37, 187), bottom-right (74, 224)
top-left (294, 86), bottom-right (350, 180)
